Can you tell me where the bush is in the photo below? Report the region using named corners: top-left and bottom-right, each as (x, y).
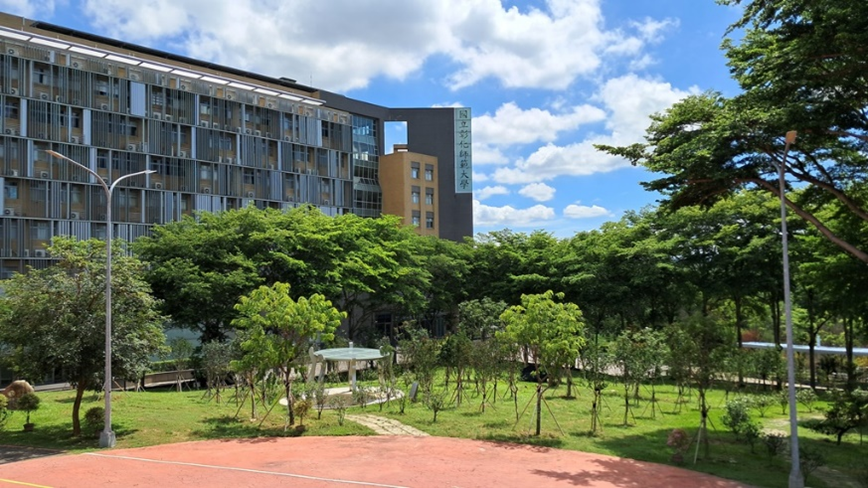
top-left (796, 389), bottom-right (817, 413)
top-left (750, 394), bottom-right (776, 418)
top-left (293, 399), bottom-right (311, 426)
top-left (666, 428), bottom-right (691, 464)
top-left (84, 407), bottom-right (105, 437)
top-left (0, 395), bottom-right (8, 431)
top-left (762, 432), bottom-right (786, 459)
top-left (328, 395), bottom-right (349, 426)
top-left (722, 397), bottom-right (753, 439)
top-left (800, 446), bottom-right (826, 487)
top-left (16, 392), bottom-right (40, 425)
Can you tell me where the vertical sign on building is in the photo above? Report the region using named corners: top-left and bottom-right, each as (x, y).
top-left (454, 108), bottom-right (472, 193)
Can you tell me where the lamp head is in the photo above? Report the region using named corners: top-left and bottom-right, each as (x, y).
top-left (785, 131), bottom-right (797, 144)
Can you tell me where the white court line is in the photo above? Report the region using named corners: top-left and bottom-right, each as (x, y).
top-left (84, 453), bottom-right (409, 488)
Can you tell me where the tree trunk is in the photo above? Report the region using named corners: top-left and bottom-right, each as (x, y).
top-left (72, 379), bottom-right (88, 436)
top-left (535, 383), bottom-right (542, 436)
top-left (845, 317), bottom-right (856, 392)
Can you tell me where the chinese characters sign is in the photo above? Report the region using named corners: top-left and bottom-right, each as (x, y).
top-left (454, 108), bottom-right (472, 193)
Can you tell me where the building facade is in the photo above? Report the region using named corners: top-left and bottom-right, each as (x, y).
top-left (380, 144), bottom-right (439, 236)
top-left (0, 13), bottom-right (472, 279)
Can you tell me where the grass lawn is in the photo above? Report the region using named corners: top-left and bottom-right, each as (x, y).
top-left (2, 375), bottom-right (867, 488)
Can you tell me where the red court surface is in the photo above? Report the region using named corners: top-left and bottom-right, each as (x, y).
top-left (0, 436), bottom-right (751, 488)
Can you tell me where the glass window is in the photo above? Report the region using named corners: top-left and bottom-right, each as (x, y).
top-left (200, 164), bottom-right (213, 180)
top-left (411, 168), bottom-right (419, 179)
top-left (425, 188), bottom-right (434, 205)
top-left (31, 221), bottom-right (50, 240)
top-left (4, 103), bottom-right (19, 119)
top-left (4, 181), bottom-right (18, 199)
top-left (425, 168), bottom-right (434, 181)
top-left (412, 210), bottom-right (420, 227)
top-left (411, 186), bottom-right (420, 204)
top-left (426, 212), bottom-right (434, 229)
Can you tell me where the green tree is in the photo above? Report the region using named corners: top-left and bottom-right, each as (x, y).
top-left (0, 237), bottom-right (165, 436)
top-left (499, 290), bottom-right (585, 436)
top-left (232, 282), bottom-right (344, 426)
top-left (458, 298), bottom-right (507, 341)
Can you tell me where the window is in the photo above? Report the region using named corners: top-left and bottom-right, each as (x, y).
top-left (424, 164), bottom-right (434, 181)
top-left (3, 181), bottom-right (18, 199)
top-left (411, 210), bottom-right (420, 227)
top-left (411, 186), bottom-right (420, 204)
top-left (243, 169), bottom-right (255, 184)
top-left (426, 212), bottom-right (434, 229)
top-left (31, 222), bottom-right (50, 241)
top-left (411, 161), bottom-right (420, 179)
top-left (199, 164), bottom-right (213, 180)
top-left (425, 188), bottom-right (434, 205)
top-left (4, 103), bottom-right (19, 119)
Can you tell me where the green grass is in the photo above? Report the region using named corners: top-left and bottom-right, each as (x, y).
top-left (2, 377), bottom-right (867, 488)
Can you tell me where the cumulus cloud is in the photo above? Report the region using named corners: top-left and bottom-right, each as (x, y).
top-left (564, 204), bottom-right (610, 219)
top-left (475, 185), bottom-right (510, 201)
top-left (1, 0), bottom-right (56, 18)
top-left (472, 171), bottom-right (490, 183)
top-left (473, 200), bottom-right (555, 227)
top-left (492, 74), bottom-right (698, 184)
top-left (80, 0), bottom-right (665, 92)
top-left (518, 183), bottom-right (555, 202)
top-left (473, 102), bottom-right (606, 147)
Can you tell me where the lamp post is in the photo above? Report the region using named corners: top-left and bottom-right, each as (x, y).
top-left (775, 131), bottom-right (803, 488)
top-left (46, 149), bottom-right (154, 448)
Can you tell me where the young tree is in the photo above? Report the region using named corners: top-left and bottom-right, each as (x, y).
top-left (232, 282), bottom-right (344, 426)
top-left (499, 290), bottom-right (585, 436)
top-left (0, 237), bottom-right (165, 436)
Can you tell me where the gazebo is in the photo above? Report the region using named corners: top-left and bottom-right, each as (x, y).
top-left (309, 342), bottom-right (388, 390)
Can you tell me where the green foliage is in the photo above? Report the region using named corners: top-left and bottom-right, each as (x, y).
top-left (762, 431), bottom-right (786, 460)
top-left (807, 389), bottom-right (868, 445)
top-left (722, 397), bottom-right (753, 440)
top-left (750, 394), bottom-right (776, 418)
top-left (0, 237), bottom-right (166, 436)
top-left (0, 395), bottom-right (8, 431)
top-left (458, 298), bottom-right (507, 341)
top-left (293, 399), bottom-right (311, 426)
top-left (796, 389), bottom-right (817, 413)
top-left (83, 407), bottom-right (104, 438)
top-left (799, 446), bottom-right (826, 487)
top-left (17, 392), bottom-right (40, 425)
top-left (398, 322), bottom-right (441, 394)
top-left (327, 394), bottom-right (349, 426)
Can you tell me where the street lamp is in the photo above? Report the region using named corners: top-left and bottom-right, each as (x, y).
top-left (775, 131), bottom-right (803, 488)
top-left (46, 149), bottom-right (155, 448)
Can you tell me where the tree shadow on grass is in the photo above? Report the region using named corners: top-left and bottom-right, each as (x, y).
top-left (191, 415), bottom-right (303, 442)
top-left (478, 433), bottom-right (563, 452)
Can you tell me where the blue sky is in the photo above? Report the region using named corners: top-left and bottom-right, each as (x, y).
top-left (5, 0), bottom-right (745, 237)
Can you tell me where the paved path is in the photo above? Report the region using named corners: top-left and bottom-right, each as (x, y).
top-left (346, 414), bottom-right (429, 436)
top-left (0, 436), bottom-right (751, 488)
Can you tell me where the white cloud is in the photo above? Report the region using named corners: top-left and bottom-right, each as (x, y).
top-left (472, 171), bottom-right (490, 183)
top-left (1, 0), bottom-right (56, 18)
top-left (79, 0), bottom-right (666, 92)
top-left (631, 17), bottom-right (679, 43)
top-left (475, 185), bottom-right (510, 201)
top-left (492, 74), bottom-right (698, 184)
top-left (518, 183), bottom-right (555, 202)
top-left (473, 102), bottom-right (606, 147)
top-left (474, 200), bottom-right (555, 227)
top-left (472, 144), bottom-right (510, 166)
top-left (564, 204), bottom-right (610, 219)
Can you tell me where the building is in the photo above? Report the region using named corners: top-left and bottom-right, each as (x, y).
top-left (380, 144), bottom-right (439, 236)
top-left (0, 13), bottom-right (473, 279)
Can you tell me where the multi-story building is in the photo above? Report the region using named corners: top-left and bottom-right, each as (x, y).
top-left (0, 13), bottom-right (473, 279)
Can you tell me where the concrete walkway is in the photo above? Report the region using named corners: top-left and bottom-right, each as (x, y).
top-left (346, 414), bottom-right (429, 436)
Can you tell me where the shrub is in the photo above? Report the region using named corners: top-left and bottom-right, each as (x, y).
top-left (84, 407), bottom-right (105, 437)
top-left (327, 395), bottom-right (349, 426)
top-left (0, 395), bottom-right (8, 431)
top-left (800, 446), bottom-right (826, 487)
top-left (751, 394), bottom-right (776, 418)
top-left (16, 392), bottom-right (40, 425)
top-left (796, 389), bottom-right (817, 413)
top-left (666, 428), bottom-right (691, 464)
top-left (722, 397), bottom-right (753, 439)
top-left (762, 432), bottom-right (786, 460)
top-left (293, 399), bottom-right (311, 426)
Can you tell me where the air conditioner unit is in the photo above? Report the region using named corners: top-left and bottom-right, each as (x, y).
top-left (266, 102), bottom-right (275, 109)
top-left (70, 136), bottom-right (81, 144)
top-left (39, 93), bottom-right (49, 100)
top-left (164, 115), bottom-right (173, 122)
top-left (202, 187), bottom-right (211, 194)
top-left (265, 132), bottom-right (272, 138)
top-left (98, 213), bottom-right (107, 220)
top-left (179, 117), bottom-right (188, 124)
top-left (70, 211), bottom-right (80, 219)
top-left (212, 123), bottom-right (220, 129)
top-left (246, 191), bottom-right (255, 198)
top-left (55, 95), bottom-right (63, 102)
top-left (7, 169), bottom-right (17, 176)
top-left (21, 249), bottom-right (29, 257)
top-left (200, 121), bottom-right (209, 127)
top-left (235, 127), bottom-right (243, 133)
top-left (179, 84), bottom-right (188, 91)
top-left (323, 199), bottom-right (330, 205)
top-left (100, 103), bottom-right (109, 110)
top-left (153, 113), bottom-right (162, 120)
top-left (72, 61), bottom-right (82, 69)
top-left (4, 128), bottom-right (17, 135)
top-left (130, 73), bottom-right (141, 81)
top-left (39, 171), bottom-right (49, 178)
top-left (284, 136), bottom-right (291, 142)
top-left (245, 129), bottom-right (252, 135)
top-left (7, 87), bottom-right (17, 95)
top-left (3, 208), bottom-right (15, 216)
top-left (34, 250), bottom-right (47, 258)
top-left (152, 182), bottom-right (163, 189)
top-left (225, 93), bottom-right (234, 101)
top-left (126, 143), bottom-right (137, 151)
top-left (178, 151), bottom-right (187, 158)
top-left (6, 48), bottom-right (18, 56)
top-left (254, 130), bottom-right (261, 137)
